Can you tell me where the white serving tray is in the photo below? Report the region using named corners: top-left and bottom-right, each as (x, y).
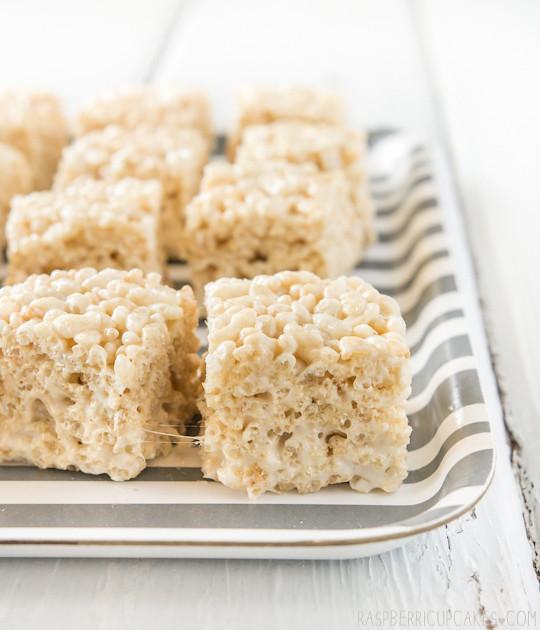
top-left (0, 131), bottom-right (494, 559)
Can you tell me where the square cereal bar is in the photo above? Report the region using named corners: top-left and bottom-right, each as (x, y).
top-left (0, 143), bottom-right (32, 249)
top-left (0, 268), bottom-right (200, 480)
top-left (201, 271), bottom-right (411, 498)
top-left (55, 125), bottom-right (209, 258)
top-left (228, 86), bottom-right (345, 158)
top-left (0, 91), bottom-right (68, 190)
top-left (75, 86), bottom-right (212, 140)
top-left (6, 178), bottom-right (163, 284)
top-left (184, 161), bottom-right (370, 301)
top-left (235, 121), bottom-right (374, 243)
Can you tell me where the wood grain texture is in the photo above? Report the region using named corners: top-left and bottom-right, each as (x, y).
top-left (415, 0), bottom-right (540, 578)
top-left (0, 0), bottom-right (181, 113)
top-left (0, 0), bottom-right (539, 626)
top-left (154, 0), bottom-right (433, 132)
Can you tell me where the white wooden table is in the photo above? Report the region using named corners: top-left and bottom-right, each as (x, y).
top-left (0, 0), bottom-right (539, 626)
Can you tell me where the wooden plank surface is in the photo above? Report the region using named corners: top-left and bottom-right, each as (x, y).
top-left (154, 0), bottom-right (433, 132)
top-left (0, 0), bottom-right (181, 112)
top-left (0, 0), bottom-right (539, 627)
top-left (415, 0), bottom-right (540, 580)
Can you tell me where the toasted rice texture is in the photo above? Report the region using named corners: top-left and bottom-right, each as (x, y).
top-left (0, 268), bottom-right (200, 480)
top-left (6, 178), bottom-right (164, 283)
top-left (0, 91), bottom-right (68, 190)
top-left (202, 271), bottom-right (411, 497)
top-left (75, 85), bottom-right (212, 138)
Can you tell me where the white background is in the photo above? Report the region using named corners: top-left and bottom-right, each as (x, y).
top-left (0, 0), bottom-right (539, 626)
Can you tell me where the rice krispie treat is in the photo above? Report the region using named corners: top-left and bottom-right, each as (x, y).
top-left (0, 268), bottom-right (200, 480)
top-left (228, 86), bottom-right (345, 158)
top-left (6, 178), bottom-right (163, 284)
top-left (0, 143), bottom-right (32, 249)
top-left (0, 91), bottom-right (69, 190)
top-left (235, 122), bottom-right (374, 237)
top-left (184, 161), bottom-right (370, 301)
top-left (75, 86), bottom-right (212, 140)
top-left (55, 125), bottom-right (209, 257)
top-left (201, 271), bottom-right (411, 498)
